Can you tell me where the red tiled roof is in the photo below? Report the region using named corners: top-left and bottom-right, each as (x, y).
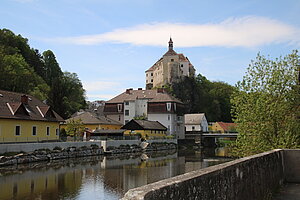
top-left (106, 89), bottom-right (183, 104)
top-left (217, 122), bottom-right (237, 132)
top-left (0, 90), bottom-right (64, 122)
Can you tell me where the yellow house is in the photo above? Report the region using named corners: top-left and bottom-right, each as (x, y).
top-left (211, 122), bottom-right (237, 133)
top-left (121, 119), bottom-right (167, 139)
top-left (0, 90), bottom-right (64, 143)
top-left (61, 111), bottom-right (122, 133)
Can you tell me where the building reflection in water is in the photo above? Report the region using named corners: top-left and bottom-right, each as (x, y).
top-left (0, 149), bottom-right (231, 200)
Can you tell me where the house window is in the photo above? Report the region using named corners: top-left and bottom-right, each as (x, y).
top-left (117, 104), bottom-right (122, 112)
top-left (46, 127), bottom-right (50, 136)
top-left (32, 126), bottom-right (37, 136)
top-left (118, 115), bottom-right (121, 121)
top-left (125, 101), bottom-right (129, 105)
top-left (15, 125), bottom-right (21, 136)
top-left (56, 128), bottom-right (59, 136)
top-left (166, 103), bottom-right (171, 111)
top-left (192, 126), bottom-right (195, 130)
top-left (125, 109), bottom-right (129, 116)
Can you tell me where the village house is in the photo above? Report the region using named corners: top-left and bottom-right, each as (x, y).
top-left (63, 111), bottom-right (122, 132)
top-left (145, 38), bottom-right (196, 89)
top-left (211, 122), bottom-right (237, 133)
top-left (0, 90), bottom-right (64, 143)
top-left (103, 88), bottom-right (185, 139)
top-left (184, 113), bottom-right (209, 133)
top-left (121, 119), bottom-right (167, 139)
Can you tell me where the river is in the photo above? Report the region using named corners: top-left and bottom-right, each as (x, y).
top-left (0, 148), bottom-right (231, 200)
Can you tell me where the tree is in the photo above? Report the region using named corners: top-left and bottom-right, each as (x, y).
top-left (172, 74), bottom-right (235, 122)
top-left (65, 119), bottom-right (85, 139)
top-left (231, 51), bottom-right (300, 157)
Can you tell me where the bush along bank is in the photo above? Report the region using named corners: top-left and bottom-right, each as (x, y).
top-left (0, 144), bottom-right (103, 167)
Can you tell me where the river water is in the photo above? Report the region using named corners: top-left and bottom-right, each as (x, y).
top-left (0, 148), bottom-right (231, 200)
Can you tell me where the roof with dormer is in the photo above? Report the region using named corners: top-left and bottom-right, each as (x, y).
top-left (106, 89), bottom-right (183, 104)
top-left (65, 111), bottom-right (122, 125)
top-left (0, 89), bottom-right (64, 122)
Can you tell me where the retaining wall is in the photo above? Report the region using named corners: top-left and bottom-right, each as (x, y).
top-left (122, 149), bottom-right (285, 200)
top-left (101, 139), bottom-right (177, 151)
top-left (0, 141), bottom-right (101, 154)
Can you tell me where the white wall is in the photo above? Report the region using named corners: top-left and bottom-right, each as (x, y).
top-left (148, 113), bottom-right (184, 139)
top-left (124, 101), bottom-right (135, 124)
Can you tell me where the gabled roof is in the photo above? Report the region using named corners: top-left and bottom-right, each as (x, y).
top-left (66, 111), bottom-right (122, 125)
top-left (121, 119), bottom-right (167, 131)
top-left (0, 90), bottom-right (64, 122)
top-left (106, 89), bottom-right (183, 104)
top-left (184, 113), bottom-right (206, 125)
top-left (216, 122), bottom-right (237, 132)
top-left (163, 49), bottom-right (177, 56)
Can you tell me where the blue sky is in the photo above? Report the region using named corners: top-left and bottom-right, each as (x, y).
top-left (1, 0), bottom-right (300, 101)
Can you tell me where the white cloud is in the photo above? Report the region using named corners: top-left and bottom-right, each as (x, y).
top-left (86, 94), bottom-right (115, 100)
top-left (51, 16), bottom-right (300, 48)
top-left (82, 81), bottom-right (121, 92)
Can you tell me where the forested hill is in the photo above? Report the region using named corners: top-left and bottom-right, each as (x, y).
top-left (0, 29), bottom-right (86, 119)
top-left (171, 75), bottom-right (236, 122)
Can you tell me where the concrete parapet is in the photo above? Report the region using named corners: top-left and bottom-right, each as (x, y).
top-left (282, 149), bottom-right (300, 182)
top-left (122, 149), bottom-right (285, 200)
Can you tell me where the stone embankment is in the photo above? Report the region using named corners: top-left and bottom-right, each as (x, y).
top-left (0, 145), bottom-right (103, 167)
top-left (105, 142), bottom-right (177, 154)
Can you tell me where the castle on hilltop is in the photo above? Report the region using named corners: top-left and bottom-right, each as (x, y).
top-left (145, 38), bottom-right (196, 89)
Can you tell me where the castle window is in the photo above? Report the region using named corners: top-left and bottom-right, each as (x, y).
top-left (181, 64), bottom-right (183, 67)
top-left (151, 73), bottom-right (153, 76)
top-left (151, 79), bottom-right (153, 82)
top-left (171, 59), bottom-right (174, 62)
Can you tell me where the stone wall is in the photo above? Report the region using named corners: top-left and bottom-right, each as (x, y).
top-left (0, 141), bottom-right (102, 154)
top-left (122, 149), bottom-right (284, 200)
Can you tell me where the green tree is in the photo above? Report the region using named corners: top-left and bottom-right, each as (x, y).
top-left (172, 74), bottom-right (235, 122)
top-left (231, 51), bottom-right (300, 157)
top-left (65, 119), bottom-right (85, 139)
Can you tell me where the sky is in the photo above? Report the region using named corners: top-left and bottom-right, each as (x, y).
top-left (1, 0), bottom-right (300, 101)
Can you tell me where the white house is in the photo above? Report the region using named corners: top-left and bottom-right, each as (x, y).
top-left (104, 88), bottom-right (185, 139)
top-left (184, 113), bottom-right (208, 132)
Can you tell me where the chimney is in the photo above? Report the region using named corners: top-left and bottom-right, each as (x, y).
top-left (21, 95), bottom-right (28, 104)
top-left (126, 89), bottom-right (130, 94)
top-left (157, 88), bottom-right (164, 93)
top-left (138, 88), bottom-right (142, 90)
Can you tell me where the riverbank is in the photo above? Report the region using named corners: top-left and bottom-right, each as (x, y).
top-left (0, 139), bottom-right (177, 167)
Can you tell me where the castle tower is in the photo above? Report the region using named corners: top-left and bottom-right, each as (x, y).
top-left (168, 37), bottom-right (173, 51)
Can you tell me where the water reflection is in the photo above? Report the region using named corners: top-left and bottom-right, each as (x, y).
top-left (0, 148), bottom-right (231, 200)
